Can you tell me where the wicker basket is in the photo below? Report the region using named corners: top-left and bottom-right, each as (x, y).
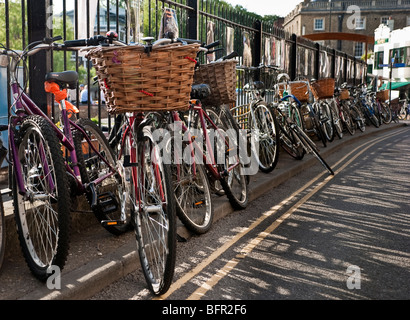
top-left (339, 89), bottom-right (350, 100)
top-left (289, 81), bottom-right (310, 102)
top-left (376, 90), bottom-right (389, 101)
top-left (310, 78), bottom-right (335, 100)
top-left (86, 43), bottom-right (200, 114)
top-left (193, 59), bottom-right (237, 106)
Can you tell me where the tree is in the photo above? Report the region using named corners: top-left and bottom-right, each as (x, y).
top-left (0, 0), bottom-right (27, 49)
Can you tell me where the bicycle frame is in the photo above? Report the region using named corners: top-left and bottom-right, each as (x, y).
top-left (8, 72), bottom-right (116, 199)
top-left (172, 101), bottom-right (241, 181)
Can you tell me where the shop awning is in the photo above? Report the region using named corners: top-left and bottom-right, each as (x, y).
top-left (380, 82), bottom-right (410, 90)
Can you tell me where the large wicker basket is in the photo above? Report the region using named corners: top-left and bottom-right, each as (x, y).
top-left (339, 89), bottom-right (350, 100)
top-left (376, 90), bottom-right (389, 101)
top-left (193, 59), bottom-right (237, 106)
top-left (289, 81), bottom-right (310, 102)
top-left (86, 43), bottom-right (200, 114)
top-left (310, 78), bottom-right (335, 100)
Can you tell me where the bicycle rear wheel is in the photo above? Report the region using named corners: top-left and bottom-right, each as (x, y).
top-left (134, 124), bottom-right (176, 295)
top-left (13, 115), bottom-right (71, 281)
top-left (73, 118), bottom-right (131, 235)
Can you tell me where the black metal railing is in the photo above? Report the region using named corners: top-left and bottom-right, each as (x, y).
top-left (0, 0), bottom-right (367, 135)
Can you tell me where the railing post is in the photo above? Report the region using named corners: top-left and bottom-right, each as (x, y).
top-left (252, 19), bottom-right (262, 80)
top-left (315, 42), bottom-right (320, 80)
top-left (27, 0), bottom-right (51, 114)
top-left (188, 0), bottom-right (199, 40)
top-left (290, 34), bottom-right (297, 80)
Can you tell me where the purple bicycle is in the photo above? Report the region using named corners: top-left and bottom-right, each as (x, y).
top-left (0, 36), bottom-right (129, 282)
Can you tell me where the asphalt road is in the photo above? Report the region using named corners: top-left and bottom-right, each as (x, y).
top-left (90, 125), bottom-right (410, 301)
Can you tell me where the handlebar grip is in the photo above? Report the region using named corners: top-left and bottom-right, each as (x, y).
top-left (204, 40), bottom-right (221, 50)
top-left (177, 37), bottom-right (202, 45)
top-left (64, 39), bottom-right (88, 47)
top-left (222, 51), bottom-right (239, 60)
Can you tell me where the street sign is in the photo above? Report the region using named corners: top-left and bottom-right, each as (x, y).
top-left (378, 63), bottom-right (406, 68)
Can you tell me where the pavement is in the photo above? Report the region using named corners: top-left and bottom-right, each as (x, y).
top-left (0, 120), bottom-right (407, 300)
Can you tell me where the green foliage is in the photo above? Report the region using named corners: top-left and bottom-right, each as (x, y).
top-left (0, 0), bottom-right (27, 49)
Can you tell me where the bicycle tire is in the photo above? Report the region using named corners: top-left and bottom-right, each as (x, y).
top-left (0, 197), bottom-right (5, 274)
top-left (319, 101), bottom-right (335, 142)
top-left (292, 124), bottom-right (334, 176)
top-left (73, 118), bottom-right (132, 235)
top-left (341, 100), bottom-right (355, 135)
top-left (13, 115), bottom-right (71, 281)
top-left (218, 105), bottom-right (249, 210)
top-left (380, 102), bottom-right (392, 124)
top-left (167, 125), bottom-right (214, 234)
top-left (350, 104), bottom-right (365, 132)
top-left (134, 124), bottom-right (177, 295)
top-left (274, 106), bottom-right (305, 160)
top-left (330, 100), bottom-right (343, 139)
top-left (250, 102), bottom-right (280, 173)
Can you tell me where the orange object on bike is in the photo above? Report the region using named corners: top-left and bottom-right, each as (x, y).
top-left (44, 81), bottom-right (67, 101)
top-left (44, 81), bottom-right (79, 117)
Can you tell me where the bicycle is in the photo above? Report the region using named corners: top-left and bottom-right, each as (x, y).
top-left (271, 103), bottom-right (334, 176)
top-left (233, 64), bottom-right (280, 173)
top-left (373, 90), bottom-right (392, 125)
top-left (289, 79), bottom-right (328, 147)
top-left (150, 37), bottom-right (248, 211)
top-left (309, 78), bottom-right (337, 142)
top-left (331, 84), bottom-right (356, 136)
top-left (271, 72), bottom-right (305, 160)
top-left (1, 36), bottom-right (138, 285)
top-left (397, 92), bottom-right (410, 120)
top-left (346, 85), bottom-right (366, 132)
top-left (353, 84), bottom-right (380, 128)
top-left (0, 126), bottom-right (8, 273)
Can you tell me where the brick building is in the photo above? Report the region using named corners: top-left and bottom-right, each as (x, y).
top-left (283, 0), bottom-right (410, 58)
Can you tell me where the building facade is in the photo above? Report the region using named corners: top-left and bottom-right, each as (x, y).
top-left (284, 0), bottom-right (410, 58)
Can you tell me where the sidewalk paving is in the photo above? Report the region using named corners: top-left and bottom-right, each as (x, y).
top-left (0, 121), bottom-right (407, 300)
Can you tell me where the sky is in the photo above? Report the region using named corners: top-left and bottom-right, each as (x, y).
top-left (224, 0), bottom-right (303, 17)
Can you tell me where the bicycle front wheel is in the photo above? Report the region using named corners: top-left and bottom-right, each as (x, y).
top-left (134, 124), bottom-right (177, 295)
top-left (250, 102), bottom-right (280, 173)
top-left (13, 115), bottom-right (71, 281)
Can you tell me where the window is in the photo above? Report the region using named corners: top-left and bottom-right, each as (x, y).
top-left (354, 43), bottom-right (364, 58)
top-left (390, 48), bottom-right (405, 65)
top-left (374, 51), bottom-right (384, 70)
top-left (407, 16), bottom-right (410, 26)
top-left (407, 48), bottom-right (410, 67)
top-left (390, 47), bottom-right (410, 67)
top-left (314, 18), bottom-right (324, 31)
top-left (355, 17), bottom-right (366, 30)
top-left (381, 17), bottom-right (389, 25)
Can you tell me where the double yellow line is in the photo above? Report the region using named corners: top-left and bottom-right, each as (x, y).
top-left (156, 128), bottom-right (407, 300)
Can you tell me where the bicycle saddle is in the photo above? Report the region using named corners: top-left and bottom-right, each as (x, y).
top-left (191, 84), bottom-right (211, 100)
top-left (45, 71), bottom-right (78, 89)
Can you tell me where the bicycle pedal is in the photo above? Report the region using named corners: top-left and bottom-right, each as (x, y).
top-left (101, 219), bottom-right (126, 227)
top-left (123, 154), bottom-right (138, 167)
top-left (95, 191), bottom-right (119, 215)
